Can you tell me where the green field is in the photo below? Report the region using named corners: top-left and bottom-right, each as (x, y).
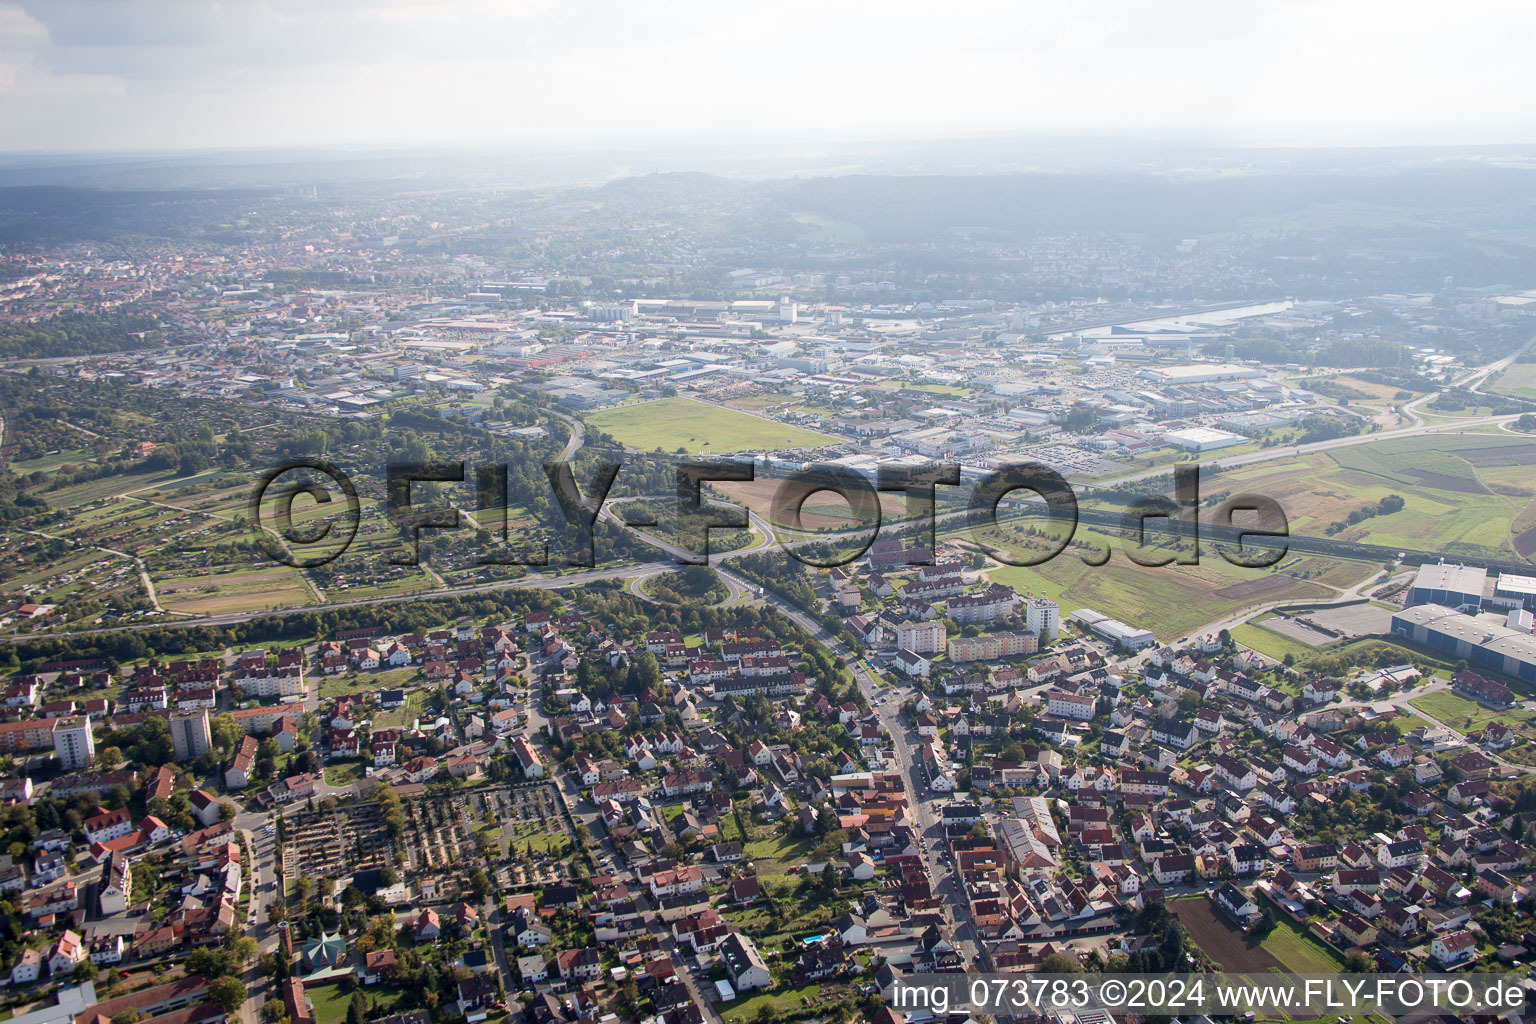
top-left (1258, 913), bottom-right (1345, 974)
top-left (305, 981), bottom-right (403, 1024)
top-left (876, 381), bottom-right (971, 396)
top-left (1490, 361), bottom-right (1536, 401)
top-left (1410, 689), bottom-right (1527, 733)
top-left (155, 565), bottom-right (315, 615)
top-left (316, 667), bottom-right (419, 699)
top-left (719, 983), bottom-right (832, 1024)
top-left (1229, 621), bottom-right (1324, 663)
top-left (790, 210), bottom-right (868, 244)
top-left (323, 762), bottom-right (366, 786)
top-left (963, 522), bottom-right (1353, 641)
top-left (1210, 435), bottom-right (1536, 559)
top-left (742, 833), bottom-right (816, 876)
top-left (586, 397), bottom-right (837, 453)
top-left (1385, 711), bottom-right (1434, 735)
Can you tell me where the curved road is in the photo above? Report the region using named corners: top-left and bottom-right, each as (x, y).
top-left (10, 360), bottom-right (1530, 646)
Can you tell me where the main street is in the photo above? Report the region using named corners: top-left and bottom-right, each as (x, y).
top-left (715, 566), bottom-right (989, 973)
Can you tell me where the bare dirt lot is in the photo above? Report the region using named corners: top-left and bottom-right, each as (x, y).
top-left (1171, 899), bottom-right (1283, 973)
top-left (1514, 524), bottom-right (1536, 558)
top-left (1213, 576), bottom-right (1301, 601)
top-left (711, 477), bottom-right (909, 529)
top-left (1403, 469), bottom-right (1489, 493)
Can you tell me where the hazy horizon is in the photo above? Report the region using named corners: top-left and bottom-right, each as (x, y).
top-left (3, 0), bottom-right (1536, 155)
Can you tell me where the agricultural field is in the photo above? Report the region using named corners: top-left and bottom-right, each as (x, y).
top-left (1210, 433), bottom-right (1536, 559)
top-left (1488, 361), bottom-right (1536, 401)
top-left (1257, 912), bottom-right (1345, 974)
top-left (155, 565), bottom-right (316, 615)
top-left (3, 456), bottom-right (444, 623)
top-left (0, 377), bottom-right (596, 628)
top-left (709, 477), bottom-right (913, 532)
top-left (1169, 898), bottom-right (1282, 973)
top-left (959, 522), bottom-right (1362, 640)
top-left (1173, 897), bottom-right (1343, 976)
top-left (586, 397), bottom-right (838, 453)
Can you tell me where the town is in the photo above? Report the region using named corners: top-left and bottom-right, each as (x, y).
top-left (2, 144), bottom-right (1536, 1024)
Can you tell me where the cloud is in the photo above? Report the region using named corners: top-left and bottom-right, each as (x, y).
top-left (0, 0), bottom-right (1533, 152)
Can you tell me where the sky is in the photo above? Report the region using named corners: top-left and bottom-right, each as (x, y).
top-left (1, 0), bottom-right (1534, 154)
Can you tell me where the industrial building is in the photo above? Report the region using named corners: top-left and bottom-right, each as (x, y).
top-left (1162, 426), bottom-right (1247, 452)
top-left (1491, 573), bottom-right (1536, 612)
top-left (1407, 562), bottom-right (1488, 611)
top-left (1390, 604), bottom-right (1536, 685)
top-left (1141, 363), bottom-right (1263, 385)
top-left (1068, 607), bottom-right (1155, 650)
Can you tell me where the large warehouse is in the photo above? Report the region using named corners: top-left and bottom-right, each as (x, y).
top-left (1391, 603), bottom-right (1536, 684)
top-left (1162, 426), bottom-right (1247, 452)
top-left (1141, 363), bottom-right (1263, 385)
top-left (1069, 607), bottom-right (1156, 650)
top-left (1492, 573), bottom-right (1536, 612)
top-left (1407, 562), bottom-right (1488, 611)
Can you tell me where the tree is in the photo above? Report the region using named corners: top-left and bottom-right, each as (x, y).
top-left (219, 802), bottom-right (238, 822)
top-left (468, 868), bottom-right (491, 902)
top-left (208, 977), bottom-right (247, 1015)
top-left (1343, 951), bottom-right (1375, 973)
top-left (260, 1001), bottom-right (289, 1024)
top-left (188, 947), bottom-right (237, 978)
top-left (225, 933), bottom-right (259, 967)
top-left (210, 713), bottom-right (244, 757)
top-left (346, 992), bottom-right (366, 1024)
top-left (1040, 952), bottom-right (1082, 973)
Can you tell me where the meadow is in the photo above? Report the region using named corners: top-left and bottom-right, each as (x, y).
top-left (954, 523), bottom-right (1364, 640)
top-left (586, 397), bottom-right (837, 453)
top-left (1210, 433), bottom-right (1536, 559)
top-left (1490, 361), bottom-right (1536, 401)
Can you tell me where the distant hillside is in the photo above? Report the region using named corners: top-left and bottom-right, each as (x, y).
top-left (771, 167), bottom-right (1536, 242)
